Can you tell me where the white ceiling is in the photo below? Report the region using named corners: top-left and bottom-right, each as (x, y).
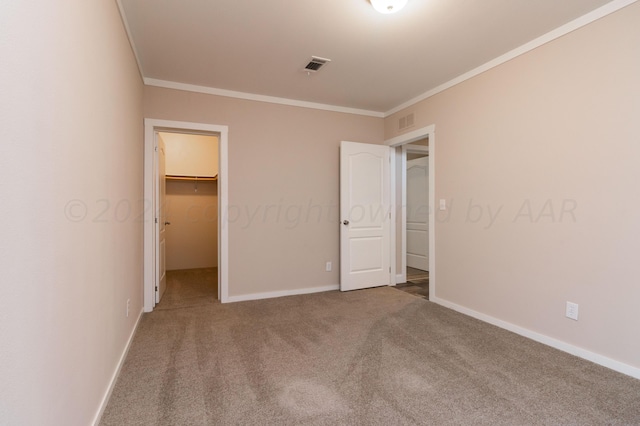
top-left (118, 0), bottom-right (616, 114)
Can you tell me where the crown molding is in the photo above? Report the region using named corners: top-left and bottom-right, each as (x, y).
top-left (115, 0), bottom-right (144, 82)
top-left (144, 78), bottom-right (385, 118)
top-left (384, 0), bottom-right (638, 117)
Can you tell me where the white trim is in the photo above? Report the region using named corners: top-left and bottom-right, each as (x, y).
top-left (144, 119), bottom-right (230, 310)
top-left (402, 145), bottom-right (429, 155)
top-left (144, 78), bottom-right (385, 118)
top-left (430, 296), bottom-right (640, 380)
top-left (428, 136), bottom-right (435, 296)
top-left (386, 126), bottom-right (434, 147)
top-left (387, 125), bottom-right (436, 298)
top-left (384, 0), bottom-right (639, 116)
top-left (92, 308), bottom-right (144, 426)
top-left (115, 0), bottom-right (144, 81)
top-left (389, 145), bottom-right (397, 286)
top-left (226, 285), bottom-right (340, 303)
top-left (218, 125), bottom-right (229, 303)
top-left (143, 124), bottom-right (154, 312)
top-left (398, 148), bottom-right (406, 284)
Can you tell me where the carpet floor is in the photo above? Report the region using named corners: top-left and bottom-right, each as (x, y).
top-left (100, 277), bottom-right (640, 425)
top-left (155, 268), bottom-right (218, 311)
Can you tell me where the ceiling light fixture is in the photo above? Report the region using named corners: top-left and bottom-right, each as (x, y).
top-left (370, 0), bottom-right (408, 14)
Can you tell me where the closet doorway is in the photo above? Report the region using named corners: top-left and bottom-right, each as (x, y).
top-left (159, 132), bottom-right (218, 306)
top-left (143, 119), bottom-right (229, 312)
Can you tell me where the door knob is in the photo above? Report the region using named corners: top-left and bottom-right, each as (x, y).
top-left (164, 221), bottom-right (171, 225)
top-left (343, 220), bottom-right (349, 225)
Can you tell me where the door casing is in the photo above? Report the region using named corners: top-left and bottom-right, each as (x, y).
top-left (156, 136), bottom-right (167, 303)
top-left (143, 119), bottom-right (229, 311)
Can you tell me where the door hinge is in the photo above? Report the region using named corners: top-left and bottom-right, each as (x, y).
top-left (154, 145), bottom-right (158, 152)
top-left (389, 267), bottom-right (391, 273)
top-left (155, 286), bottom-right (158, 291)
top-left (155, 217), bottom-right (158, 224)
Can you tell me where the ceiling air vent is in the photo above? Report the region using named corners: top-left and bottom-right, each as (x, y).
top-left (304, 56), bottom-right (331, 73)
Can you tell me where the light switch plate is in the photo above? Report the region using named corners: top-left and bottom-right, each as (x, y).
top-left (566, 301), bottom-right (579, 320)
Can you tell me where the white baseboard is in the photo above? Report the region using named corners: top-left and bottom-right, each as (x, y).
top-left (92, 308), bottom-right (144, 426)
top-left (430, 296), bottom-right (640, 380)
top-left (225, 284), bottom-right (340, 303)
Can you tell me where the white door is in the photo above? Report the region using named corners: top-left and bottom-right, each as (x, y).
top-left (156, 136), bottom-right (167, 303)
top-left (340, 141), bottom-right (391, 291)
top-left (406, 155), bottom-right (429, 271)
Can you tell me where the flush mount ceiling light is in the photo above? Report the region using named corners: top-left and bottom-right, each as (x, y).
top-left (370, 0), bottom-right (408, 14)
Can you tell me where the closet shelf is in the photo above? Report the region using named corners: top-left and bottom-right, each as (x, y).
top-left (165, 175), bottom-right (217, 181)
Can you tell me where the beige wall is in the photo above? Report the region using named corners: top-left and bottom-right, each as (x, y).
top-left (161, 133), bottom-right (219, 177)
top-left (160, 132), bottom-right (219, 270)
top-left (166, 180), bottom-right (218, 270)
top-left (0, 1), bottom-right (143, 425)
top-left (144, 87), bottom-right (384, 296)
top-left (385, 3), bottom-right (640, 370)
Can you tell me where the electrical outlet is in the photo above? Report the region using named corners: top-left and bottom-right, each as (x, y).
top-left (325, 261), bottom-right (332, 272)
top-left (566, 301), bottom-right (579, 320)
top-left (126, 299), bottom-right (130, 318)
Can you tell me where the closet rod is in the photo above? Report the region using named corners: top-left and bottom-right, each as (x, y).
top-left (165, 175), bottom-right (217, 181)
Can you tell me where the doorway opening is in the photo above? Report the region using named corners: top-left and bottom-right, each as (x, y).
top-left (158, 132), bottom-right (219, 308)
top-left (143, 119), bottom-right (229, 312)
top-left (387, 125), bottom-right (435, 300)
top-left (404, 143), bottom-right (429, 271)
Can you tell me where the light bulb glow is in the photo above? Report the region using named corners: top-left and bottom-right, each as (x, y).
top-left (370, 0), bottom-right (408, 14)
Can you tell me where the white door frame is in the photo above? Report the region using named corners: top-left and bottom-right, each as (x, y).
top-left (387, 125), bottom-right (436, 298)
top-left (400, 144), bottom-right (429, 283)
top-left (143, 119), bottom-right (229, 311)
